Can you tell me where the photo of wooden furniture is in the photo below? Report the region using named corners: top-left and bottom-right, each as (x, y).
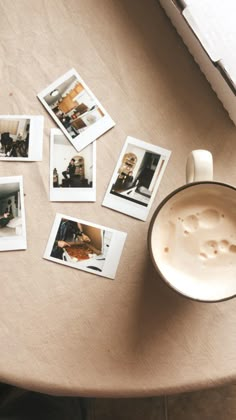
top-left (58, 82), bottom-right (84, 114)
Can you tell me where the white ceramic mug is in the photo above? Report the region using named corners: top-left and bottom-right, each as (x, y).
top-left (148, 150), bottom-right (236, 302)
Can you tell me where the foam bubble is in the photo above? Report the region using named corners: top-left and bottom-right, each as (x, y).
top-left (219, 240), bottom-right (230, 252)
top-left (182, 214), bottom-right (199, 232)
top-left (199, 209), bottom-right (220, 228)
top-left (200, 240), bottom-right (218, 258)
top-left (229, 244), bottom-right (236, 253)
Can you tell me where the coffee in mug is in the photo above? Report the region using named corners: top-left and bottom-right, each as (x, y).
top-left (148, 150), bottom-right (236, 302)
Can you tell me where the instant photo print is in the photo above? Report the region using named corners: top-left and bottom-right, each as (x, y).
top-left (102, 136), bottom-right (171, 221)
top-left (50, 129), bottom-right (96, 202)
top-left (37, 68), bottom-right (115, 152)
top-left (44, 213), bottom-right (127, 280)
top-left (0, 115), bottom-right (44, 161)
top-left (0, 176), bottom-right (27, 251)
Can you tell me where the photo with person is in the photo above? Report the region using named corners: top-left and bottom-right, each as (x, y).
top-left (50, 128), bottom-right (96, 202)
top-left (0, 176), bottom-right (27, 251)
top-left (0, 115), bottom-right (44, 161)
top-left (44, 213), bottom-right (127, 279)
top-left (37, 68), bottom-right (115, 152)
top-left (103, 136), bottom-right (171, 221)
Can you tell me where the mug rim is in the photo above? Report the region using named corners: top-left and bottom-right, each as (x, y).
top-left (148, 181), bottom-right (236, 303)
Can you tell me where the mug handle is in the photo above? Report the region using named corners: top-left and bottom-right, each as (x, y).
top-left (186, 150), bottom-right (213, 183)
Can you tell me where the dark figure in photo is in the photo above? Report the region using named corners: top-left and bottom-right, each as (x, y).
top-left (62, 159), bottom-right (76, 187)
top-left (112, 152), bottom-right (137, 193)
top-left (6, 199), bottom-right (13, 216)
top-left (0, 132), bottom-right (13, 155)
top-left (62, 158), bottom-right (76, 180)
top-left (0, 212), bottom-right (12, 228)
top-left (51, 220), bottom-right (90, 260)
top-left (60, 113), bottom-right (71, 129)
top-left (53, 168), bottom-right (59, 187)
top-left (113, 170), bottom-right (134, 192)
top-left (6, 127), bottom-right (29, 158)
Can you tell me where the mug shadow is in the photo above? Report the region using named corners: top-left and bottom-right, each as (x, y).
top-left (126, 250), bottom-right (190, 347)
top-left (125, 247), bottom-right (213, 357)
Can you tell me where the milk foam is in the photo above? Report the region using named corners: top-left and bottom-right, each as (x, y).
top-left (151, 184), bottom-right (236, 300)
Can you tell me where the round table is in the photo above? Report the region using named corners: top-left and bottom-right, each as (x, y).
top-left (0, 0), bottom-right (236, 397)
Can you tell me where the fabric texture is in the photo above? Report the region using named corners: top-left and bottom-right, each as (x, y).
top-left (0, 0), bottom-right (235, 398)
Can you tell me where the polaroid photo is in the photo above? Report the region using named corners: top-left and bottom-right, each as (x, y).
top-left (37, 68), bottom-right (115, 153)
top-left (0, 115), bottom-right (44, 161)
top-left (0, 176), bottom-right (27, 251)
top-left (102, 136), bottom-right (171, 221)
top-left (44, 213), bottom-right (127, 280)
top-left (50, 128), bottom-right (96, 202)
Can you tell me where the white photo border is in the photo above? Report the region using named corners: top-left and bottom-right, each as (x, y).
top-left (37, 68), bottom-right (115, 153)
top-left (43, 213), bottom-right (127, 280)
top-left (102, 136), bottom-right (171, 221)
top-left (49, 128), bottom-right (96, 202)
top-left (0, 175), bottom-right (27, 251)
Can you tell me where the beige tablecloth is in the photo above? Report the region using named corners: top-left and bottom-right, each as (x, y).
top-left (0, 0), bottom-right (236, 397)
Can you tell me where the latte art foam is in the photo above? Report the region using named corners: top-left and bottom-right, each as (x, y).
top-left (150, 184), bottom-right (236, 301)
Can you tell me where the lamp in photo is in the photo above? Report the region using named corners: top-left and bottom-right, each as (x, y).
top-left (50, 89), bottom-right (59, 97)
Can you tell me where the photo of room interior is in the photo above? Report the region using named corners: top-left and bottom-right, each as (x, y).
top-left (111, 145), bottom-right (162, 206)
top-left (0, 182), bottom-right (23, 237)
top-left (52, 133), bottom-right (93, 188)
top-left (44, 75), bottom-right (104, 138)
top-left (0, 119), bottom-right (30, 158)
top-left (51, 218), bottom-right (112, 273)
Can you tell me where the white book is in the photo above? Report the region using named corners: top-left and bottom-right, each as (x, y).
top-left (159, 0), bottom-right (236, 125)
